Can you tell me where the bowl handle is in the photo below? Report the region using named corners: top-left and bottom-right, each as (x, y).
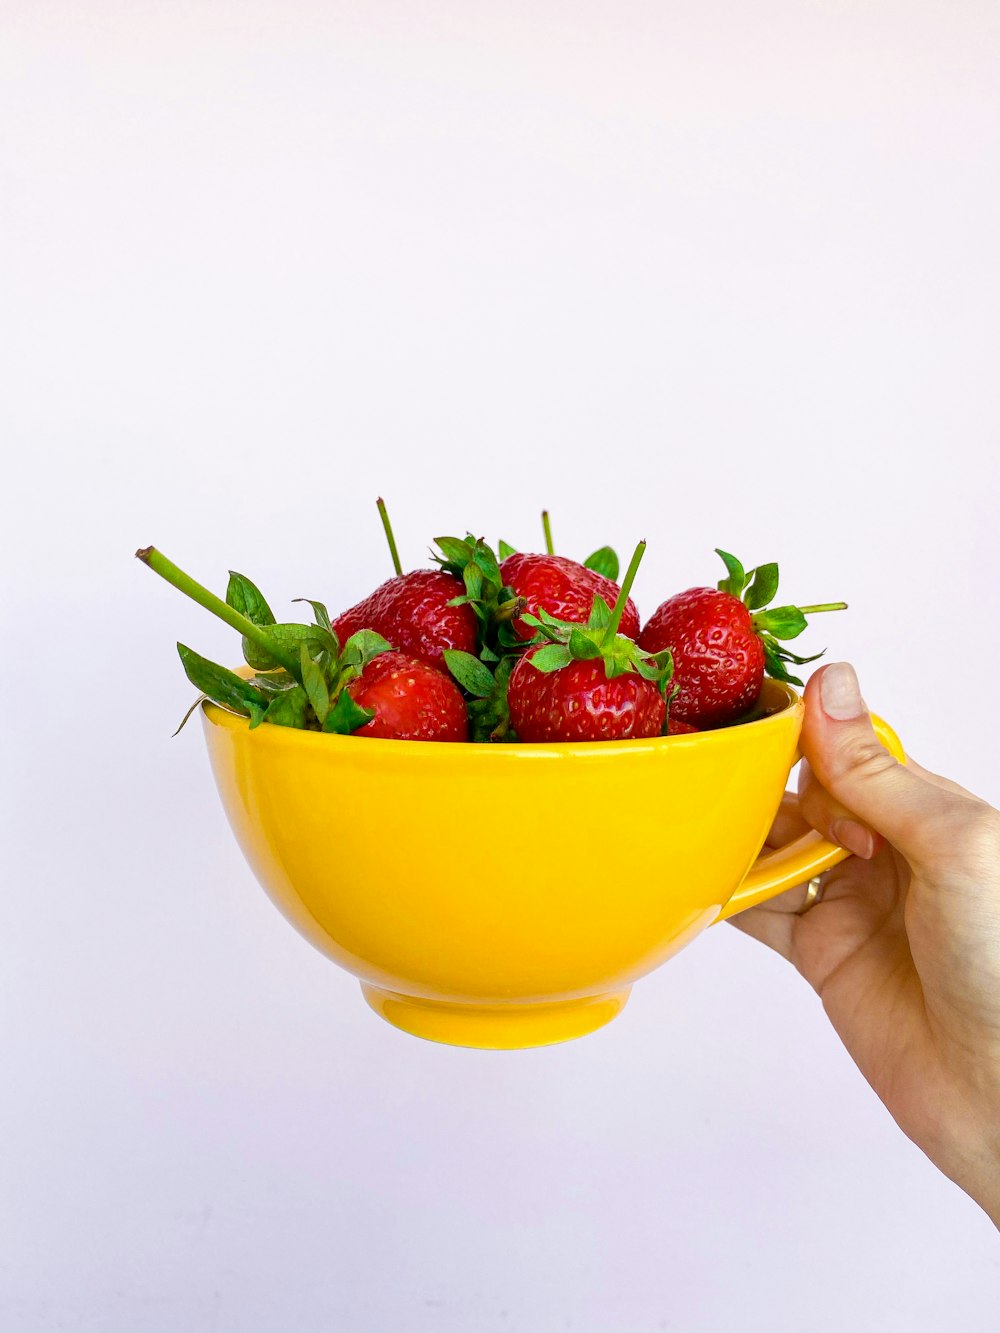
top-left (714, 713), bottom-right (905, 922)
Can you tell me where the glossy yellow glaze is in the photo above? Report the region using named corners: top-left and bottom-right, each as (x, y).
top-left (201, 680), bottom-right (904, 1048)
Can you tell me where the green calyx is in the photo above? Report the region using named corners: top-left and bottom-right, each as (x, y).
top-left (714, 548), bottom-right (848, 688)
top-left (136, 547), bottom-right (392, 734)
top-left (443, 649), bottom-right (518, 742)
top-left (432, 533), bottom-right (527, 654)
top-left (523, 541), bottom-right (674, 696)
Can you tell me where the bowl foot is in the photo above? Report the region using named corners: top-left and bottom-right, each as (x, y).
top-left (360, 984), bottom-right (631, 1049)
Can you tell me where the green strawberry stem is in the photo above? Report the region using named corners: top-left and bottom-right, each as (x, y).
top-left (135, 546), bottom-right (301, 677)
top-left (376, 497), bottom-right (403, 577)
top-left (607, 540), bottom-right (645, 637)
top-left (542, 509), bottom-right (554, 556)
top-left (797, 602), bottom-right (848, 614)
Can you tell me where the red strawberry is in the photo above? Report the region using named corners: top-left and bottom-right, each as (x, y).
top-left (347, 650), bottom-right (468, 741)
top-left (639, 549), bottom-right (846, 729)
top-left (667, 717), bottom-right (699, 735)
top-left (505, 542), bottom-right (674, 743)
top-left (500, 552), bottom-right (641, 642)
top-left (508, 650), bottom-right (665, 742)
top-left (332, 570), bottom-right (478, 670)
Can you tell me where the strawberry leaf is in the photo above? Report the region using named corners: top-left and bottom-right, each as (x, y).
top-left (323, 691), bottom-right (374, 734)
top-left (471, 540), bottom-right (501, 585)
top-left (291, 598), bottom-right (335, 636)
top-left (583, 546), bottom-right (620, 581)
top-left (760, 636), bottom-right (804, 687)
top-left (227, 570), bottom-right (278, 670)
top-left (744, 563), bottom-right (779, 610)
top-left (227, 570), bottom-right (275, 626)
top-left (568, 628), bottom-right (602, 660)
top-left (464, 562), bottom-right (485, 601)
top-left (444, 649), bottom-right (497, 698)
top-left (528, 644), bottom-right (574, 672)
top-left (177, 643), bottom-right (267, 717)
top-left (263, 684), bottom-right (310, 728)
top-left (299, 642), bottom-right (330, 723)
top-left (586, 596), bottom-right (613, 631)
top-left (715, 549), bottom-right (749, 599)
top-left (753, 606), bottom-right (808, 640)
top-left (341, 629), bottom-right (392, 669)
top-left (498, 539), bottom-right (517, 559)
top-left (434, 536), bottom-right (473, 567)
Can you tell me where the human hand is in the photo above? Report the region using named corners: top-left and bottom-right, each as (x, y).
top-left (732, 662), bottom-right (1000, 1227)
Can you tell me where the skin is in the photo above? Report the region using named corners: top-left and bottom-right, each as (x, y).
top-left (732, 662), bottom-right (1000, 1228)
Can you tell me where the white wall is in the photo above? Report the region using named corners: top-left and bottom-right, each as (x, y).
top-left (3, 3), bottom-right (998, 1329)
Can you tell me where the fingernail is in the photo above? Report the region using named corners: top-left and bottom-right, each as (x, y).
top-left (831, 817), bottom-right (876, 859)
top-left (820, 662), bottom-right (867, 721)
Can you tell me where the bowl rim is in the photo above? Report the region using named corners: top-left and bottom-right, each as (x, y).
top-left (200, 676), bottom-right (803, 758)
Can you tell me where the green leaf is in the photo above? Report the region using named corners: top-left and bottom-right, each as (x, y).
top-left (292, 597), bottom-right (335, 635)
top-left (498, 539), bottom-right (517, 560)
top-left (753, 605), bottom-right (808, 640)
top-left (527, 644), bottom-right (573, 673)
top-left (715, 549), bottom-right (748, 598)
top-left (227, 571), bottom-right (276, 626)
top-left (172, 693), bottom-right (207, 736)
top-left (471, 539), bottom-right (501, 586)
top-left (251, 669), bottom-right (298, 694)
top-left (519, 611), bottom-right (560, 643)
top-left (498, 620), bottom-right (533, 649)
top-left (583, 546), bottom-right (619, 581)
top-left (568, 627), bottom-right (602, 660)
top-left (776, 646), bottom-right (825, 666)
top-left (463, 562), bottom-right (484, 601)
top-left (443, 649), bottom-right (497, 698)
top-left (227, 571), bottom-right (279, 669)
top-left (434, 536), bottom-right (473, 566)
top-left (263, 684), bottom-right (309, 728)
top-left (341, 629), bottom-right (393, 669)
top-left (299, 643), bottom-right (330, 723)
top-left (465, 654), bottom-right (516, 742)
top-left (586, 596), bottom-right (613, 631)
top-left (177, 643), bottom-right (266, 717)
top-left (323, 690), bottom-right (374, 734)
top-left (744, 562), bottom-right (779, 611)
top-left (760, 638), bottom-right (804, 687)
top-left (240, 621), bottom-right (334, 672)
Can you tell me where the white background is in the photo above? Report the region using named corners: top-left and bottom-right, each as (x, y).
top-left (3, 2), bottom-right (999, 1328)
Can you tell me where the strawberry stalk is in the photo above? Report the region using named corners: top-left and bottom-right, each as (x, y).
top-left (137, 546), bottom-right (393, 734)
top-left (376, 497), bottom-right (403, 577)
top-left (541, 509), bottom-right (554, 556)
top-left (520, 540), bottom-right (674, 696)
top-left (136, 546), bottom-right (302, 678)
top-left (797, 603), bottom-right (848, 615)
top-left (605, 539), bottom-right (645, 638)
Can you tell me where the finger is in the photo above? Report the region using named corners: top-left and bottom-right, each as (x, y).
top-left (728, 901), bottom-right (795, 961)
top-left (800, 663), bottom-right (976, 873)
top-left (764, 791), bottom-right (811, 849)
top-left (797, 761), bottom-right (883, 861)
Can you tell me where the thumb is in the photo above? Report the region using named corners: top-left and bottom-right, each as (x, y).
top-left (801, 663), bottom-right (960, 871)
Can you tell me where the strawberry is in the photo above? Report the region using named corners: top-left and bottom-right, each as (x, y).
top-left (638, 549), bottom-right (846, 729)
top-left (509, 651), bottom-right (666, 742)
top-left (500, 552), bottom-right (641, 643)
top-left (330, 500), bottom-right (479, 669)
top-left (506, 542), bottom-right (674, 743)
top-left (347, 650), bottom-right (468, 741)
top-left (332, 569), bottom-right (478, 670)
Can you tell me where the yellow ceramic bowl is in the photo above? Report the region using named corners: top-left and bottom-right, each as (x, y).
top-left (201, 679), bottom-right (903, 1049)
